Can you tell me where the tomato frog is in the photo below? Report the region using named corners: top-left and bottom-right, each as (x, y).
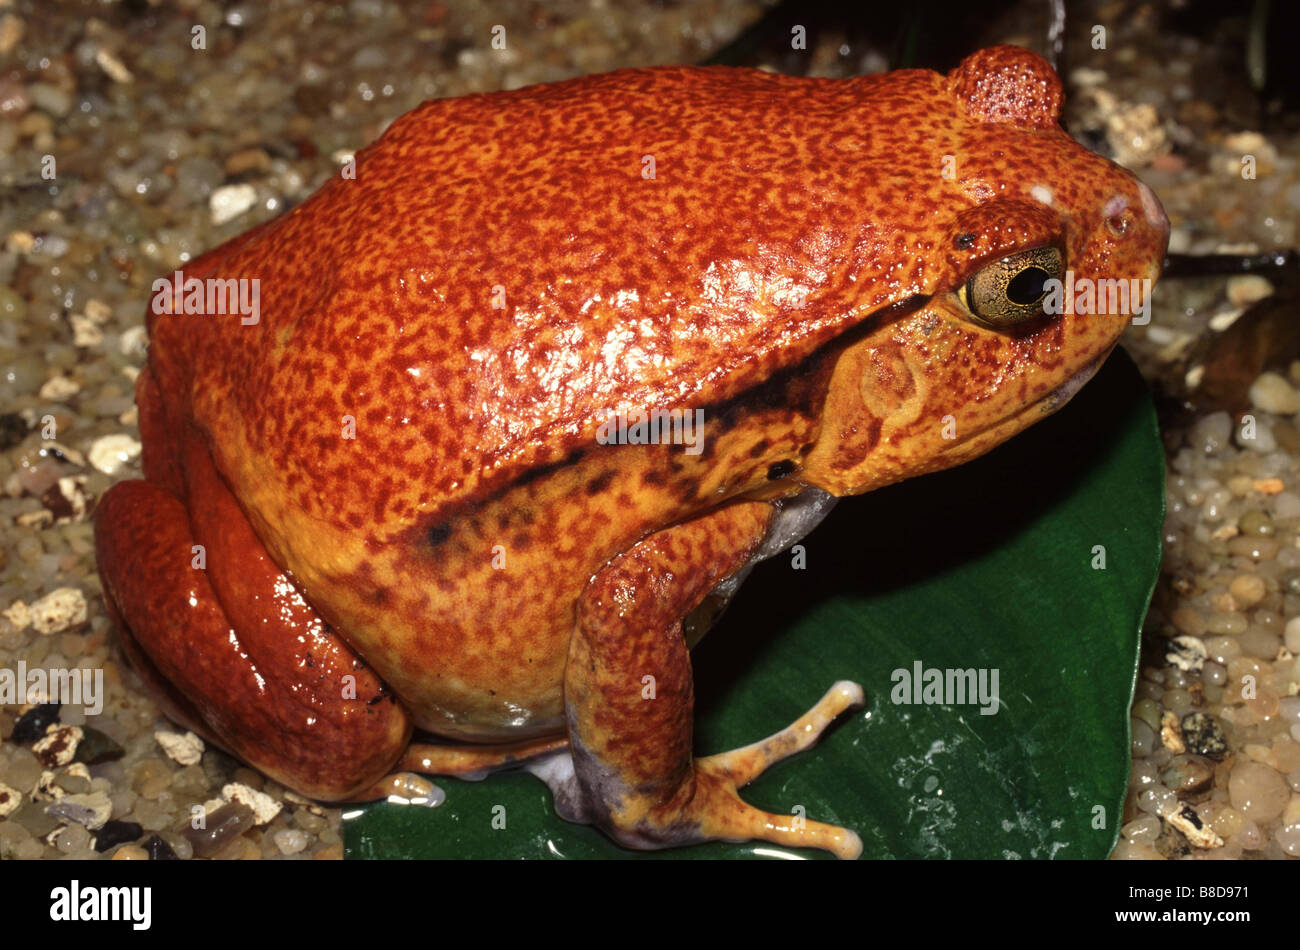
top-left (94, 45), bottom-right (1168, 858)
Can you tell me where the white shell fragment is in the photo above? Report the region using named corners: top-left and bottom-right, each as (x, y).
top-left (0, 782), bottom-right (21, 818)
top-left (1167, 804), bottom-right (1224, 849)
top-left (222, 782), bottom-right (282, 825)
top-left (1159, 711), bottom-right (1186, 755)
top-left (209, 183), bottom-right (257, 225)
top-left (155, 730), bottom-right (205, 766)
top-left (3, 600), bottom-right (31, 631)
top-left (38, 374), bottom-right (81, 401)
top-left (34, 725), bottom-right (83, 768)
top-left (28, 587), bottom-right (87, 635)
top-left (1166, 635), bottom-right (1207, 673)
top-left (88, 433), bottom-right (142, 475)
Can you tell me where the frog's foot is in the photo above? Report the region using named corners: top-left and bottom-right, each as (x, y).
top-left (561, 501), bottom-right (864, 859)
top-left (94, 432), bottom-right (412, 801)
top-left (700, 679), bottom-right (864, 786)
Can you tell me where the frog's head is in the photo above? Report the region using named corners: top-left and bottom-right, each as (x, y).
top-left (802, 45), bottom-right (1168, 496)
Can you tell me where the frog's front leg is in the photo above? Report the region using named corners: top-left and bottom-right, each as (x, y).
top-left (558, 501), bottom-right (865, 859)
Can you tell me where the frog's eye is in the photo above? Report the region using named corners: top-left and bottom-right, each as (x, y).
top-left (958, 246), bottom-right (1062, 329)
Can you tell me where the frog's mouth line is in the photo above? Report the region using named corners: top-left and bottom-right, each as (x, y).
top-left (1039, 345), bottom-right (1113, 413)
top-left (945, 343), bottom-right (1116, 455)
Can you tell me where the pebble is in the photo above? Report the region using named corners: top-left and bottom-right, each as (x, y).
top-left (1231, 818), bottom-right (1264, 851)
top-left (87, 433), bottom-right (141, 475)
top-left (209, 183), bottom-right (258, 225)
top-left (224, 148), bottom-right (272, 176)
top-left (1166, 635), bottom-right (1207, 672)
top-left (1137, 784), bottom-right (1177, 817)
top-left (0, 14), bottom-right (24, 57)
top-left (1285, 617), bottom-right (1300, 653)
top-left (1274, 491), bottom-right (1300, 519)
top-left (1121, 814), bottom-right (1162, 843)
top-left (74, 725), bottom-right (125, 765)
top-left (1160, 754), bottom-right (1214, 794)
top-left (38, 374), bottom-right (81, 401)
top-left (1238, 419), bottom-right (1277, 453)
top-left (26, 82), bottom-right (71, 117)
top-left (1131, 717), bottom-right (1156, 757)
top-left (11, 703), bottom-right (60, 743)
top-left (1133, 698), bottom-right (1162, 732)
top-left (111, 844), bottom-right (149, 860)
top-left (142, 833), bottom-right (179, 860)
top-left (1277, 825), bottom-right (1300, 856)
top-left (1227, 573), bottom-right (1266, 606)
top-left (33, 724), bottom-right (82, 767)
top-left (1238, 626), bottom-right (1280, 660)
top-left (1204, 635), bottom-right (1242, 665)
top-left (183, 801), bottom-right (255, 858)
top-left (1188, 412), bottom-right (1232, 454)
top-left (1238, 509), bottom-right (1274, 536)
top-left (1228, 761), bottom-right (1289, 823)
top-left (155, 729), bottom-right (204, 766)
top-left (94, 47), bottom-right (133, 84)
top-left (93, 819), bottom-right (143, 852)
top-left (46, 790), bottom-right (113, 830)
top-left (273, 828), bottom-right (309, 855)
top-left (13, 838), bottom-right (47, 859)
top-left (1226, 274), bottom-right (1274, 307)
top-left (223, 782), bottom-right (282, 825)
top-left (28, 587), bottom-right (87, 634)
top-left (1181, 712), bottom-right (1230, 760)
top-left (1249, 372), bottom-right (1300, 414)
top-left (0, 781), bottom-right (21, 818)
top-left (54, 822), bottom-right (91, 853)
top-left (132, 797), bottom-right (171, 832)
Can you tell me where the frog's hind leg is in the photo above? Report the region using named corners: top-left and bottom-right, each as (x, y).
top-left (95, 463), bottom-right (413, 802)
top-left (555, 500), bottom-right (865, 859)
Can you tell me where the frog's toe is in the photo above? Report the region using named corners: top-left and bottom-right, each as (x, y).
top-left (689, 764), bottom-right (864, 859)
top-left (397, 734), bottom-right (569, 780)
top-left (701, 679), bottom-right (864, 787)
top-left (344, 772), bottom-right (446, 806)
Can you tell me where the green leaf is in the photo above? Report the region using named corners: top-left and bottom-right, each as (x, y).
top-left (345, 347), bottom-right (1163, 860)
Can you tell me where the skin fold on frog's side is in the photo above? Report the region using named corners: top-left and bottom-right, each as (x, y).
top-left (93, 45), bottom-right (1169, 858)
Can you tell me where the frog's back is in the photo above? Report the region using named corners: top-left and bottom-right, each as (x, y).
top-left (152, 64), bottom-right (958, 540)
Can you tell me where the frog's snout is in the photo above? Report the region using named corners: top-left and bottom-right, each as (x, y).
top-left (1136, 180), bottom-right (1169, 236)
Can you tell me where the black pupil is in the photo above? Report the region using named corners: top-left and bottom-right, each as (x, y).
top-left (1006, 266), bottom-right (1050, 306)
